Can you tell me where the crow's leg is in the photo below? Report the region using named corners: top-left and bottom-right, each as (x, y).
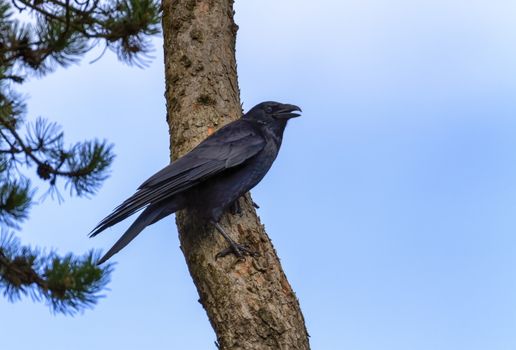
top-left (244, 195), bottom-right (260, 209)
top-left (230, 197), bottom-right (260, 215)
top-left (229, 200), bottom-right (242, 216)
top-left (211, 221), bottom-right (259, 260)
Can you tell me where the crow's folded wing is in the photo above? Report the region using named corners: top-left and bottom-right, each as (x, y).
top-left (90, 120), bottom-right (264, 237)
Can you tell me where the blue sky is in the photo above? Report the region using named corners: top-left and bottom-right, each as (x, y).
top-left (2, 1), bottom-right (516, 349)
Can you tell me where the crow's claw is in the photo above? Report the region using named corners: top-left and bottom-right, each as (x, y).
top-left (215, 243), bottom-right (259, 260)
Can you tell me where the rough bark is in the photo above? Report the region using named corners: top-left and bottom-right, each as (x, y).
top-left (161, 1), bottom-right (310, 349)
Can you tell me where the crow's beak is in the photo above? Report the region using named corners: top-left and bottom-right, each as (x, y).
top-left (274, 104), bottom-right (302, 119)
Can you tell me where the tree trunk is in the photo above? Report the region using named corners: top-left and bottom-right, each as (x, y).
top-left (161, 1), bottom-right (310, 349)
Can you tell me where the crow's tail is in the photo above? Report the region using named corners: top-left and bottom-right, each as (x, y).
top-left (97, 199), bottom-right (184, 265)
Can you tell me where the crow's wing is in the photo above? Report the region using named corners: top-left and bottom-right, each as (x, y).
top-left (140, 120), bottom-right (264, 188)
top-left (90, 120), bottom-right (264, 237)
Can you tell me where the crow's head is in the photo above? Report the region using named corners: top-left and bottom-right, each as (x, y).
top-left (244, 101), bottom-right (302, 123)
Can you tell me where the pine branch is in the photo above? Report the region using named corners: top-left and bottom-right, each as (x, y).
top-left (0, 0), bottom-right (159, 315)
top-left (0, 178), bottom-right (32, 228)
top-left (0, 112), bottom-right (115, 197)
top-left (3, 0), bottom-right (161, 72)
top-left (0, 232), bottom-right (113, 315)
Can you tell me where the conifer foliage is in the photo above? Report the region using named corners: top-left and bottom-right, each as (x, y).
top-left (0, 0), bottom-right (160, 314)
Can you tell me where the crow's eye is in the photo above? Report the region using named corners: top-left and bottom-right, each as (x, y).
top-left (265, 106), bottom-right (273, 113)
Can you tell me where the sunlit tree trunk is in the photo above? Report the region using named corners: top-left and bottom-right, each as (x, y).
top-left (161, 1), bottom-right (310, 349)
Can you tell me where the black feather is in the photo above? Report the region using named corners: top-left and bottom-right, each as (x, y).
top-left (90, 101), bottom-right (301, 263)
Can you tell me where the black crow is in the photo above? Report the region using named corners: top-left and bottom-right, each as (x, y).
top-left (91, 101), bottom-right (301, 264)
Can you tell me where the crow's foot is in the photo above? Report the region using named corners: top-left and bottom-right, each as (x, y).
top-left (211, 221), bottom-right (259, 260)
top-left (215, 243), bottom-right (259, 260)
